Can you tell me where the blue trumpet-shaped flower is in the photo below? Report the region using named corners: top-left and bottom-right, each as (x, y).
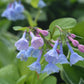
top-left (56, 43), bottom-right (69, 64)
top-left (66, 42), bottom-right (84, 65)
top-left (28, 51), bottom-right (42, 73)
top-left (15, 31), bottom-right (29, 51)
top-left (14, 1), bottom-right (24, 13)
top-left (16, 50), bottom-right (28, 61)
top-left (42, 62), bottom-right (60, 74)
top-left (25, 46), bottom-right (41, 58)
top-left (38, 0), bottom-right (46, 8)
top-left (70, 52), bottom-right (84, 65)
top-left (44, 40), bottom-right (59, 63)
top-left (30, 32), bottom-right (44, 49)
top-left (1, 0), bottom-right (25, 21)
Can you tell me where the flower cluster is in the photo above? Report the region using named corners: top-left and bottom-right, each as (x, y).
top-left (15, 27), bottom-right (84, 75)
top-left (1, 0), bottom-right (25, 21)
top-left (38, 0), bottom-right (46, 8)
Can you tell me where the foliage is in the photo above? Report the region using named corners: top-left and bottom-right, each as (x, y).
top-left (0, 0), bottom-right (84, 84)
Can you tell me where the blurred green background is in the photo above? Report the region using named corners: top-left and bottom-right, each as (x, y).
top-left (0, 0), bottom-right (84, 84)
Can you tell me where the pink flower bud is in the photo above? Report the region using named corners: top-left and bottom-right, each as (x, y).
top-left (36, 28), bottom-right (48, 36)
top-left (72, 40), bottom-right (79, 47)
top-left (78, 44), bottom-right (84, 53)
top-left (68, 36), bottom-right (79, 47)
top-left (56, 49), bottom-right (60, 54)
top-left (30, 32), bottom-right (44, 49)
top-left (68, 36), bottom-right (74, 42)
top-left (70, 34), bottom-right (76, 38)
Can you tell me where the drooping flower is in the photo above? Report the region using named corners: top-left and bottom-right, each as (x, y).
top-left (15, 31), bottom-right (29, 51)
top-left (1, 0), bottom-right (25, 21)
top-left (44, 40), bottom-right (59, 63)
top-left (25, 46), bottom-right (41, 58)
top-left (42, 62), bottom-right (59, 74)
top-left (66, 42), bottom-right (84, 65)
top-left (28, 51), bottom-right (42, 73)
top-left (14, 0), bottom-right (24, 13)
top-left (30, 31), bottom-right (44, 49)
top-left (78, 44), bottom-right (84, 53)
top-left (16, 50), bottom-right (28, 61)
top-left (56, 43), bottom-right (69, 64)
top-left (68, 36), bottom-right (79, 47)
top-left (36, 28), bottom-right (48, 36)
top-left (38, 0), bottom-right (46, 8)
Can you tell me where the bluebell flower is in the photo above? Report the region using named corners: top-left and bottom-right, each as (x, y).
top-left (30, 32), bottom-right (44, 49)
top-left (42, 62), bottom-right (60, 74)
top-left (66, 42), bottom-right (84, 65)
top-left (1, 0), bottom-right (25, 21)
top-left (44, 40), bottom-right (59, 63)
top-left (28, 51), bottom-right (42, 73)
top-left (38, 0), bottom-right (46, 8)
top-left (16, 50), bottom-right (28, 61)
top-left (15, 31), bottom-right (29, 51)
top-left (14, 1), bottom-right (24, 13)
top-left (25, 46), bottom-right (41, 58)
top-left (56, 43), bottom-right (69, 64)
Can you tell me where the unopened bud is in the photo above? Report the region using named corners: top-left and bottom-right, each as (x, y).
top-left (78, 44), bottom-right (84, 53)
top-left (36, 28), bottom-right (48, 36)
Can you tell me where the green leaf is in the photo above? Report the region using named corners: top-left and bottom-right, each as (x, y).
top-left (61, 64), bottom-right (84, 84)
top-left (13, 26), bottom-right (29, 31)
top-left (49, 18), bottom-right (77, 36)
top-left (16, 75), bottom-right (27, 84)
top-left (31, 0), bottom-right (39, 8)
top-left (72, 21), bottom-right (84, 38)
top-left (0, 78), bottom-right (16, 84)
top-left (42, 76), bottom-right (57, 84)
top-left (0, 64), bottom-right (19, 81)
top-left (0, 41), bottom-right (16, 66)
top-left (0, 20), bottom-right (11, 31)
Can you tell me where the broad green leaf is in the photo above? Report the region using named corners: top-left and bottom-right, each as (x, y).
top-left (13, 26), bottom-right (29, 31)
top-left (16, 75), bottom-right (27, 84)
top-left (0, 64), bottom-right (19, 81)
top-left (0, 20), bottom-right (11, 31)
top-left (72, 21), bottom-right (84, 38)
top-left (31, 0), bottom-right (39, 8)
top-left (0, 78), bottom-right (16, 84)
top-left (49, 18), bottom-right (77, 36)
top-left (42, 76), bottom-right (57, 84)
top-left (0, 41), bottom-right (16, 66)
top-left (61, 64), bottom-right (84, 84)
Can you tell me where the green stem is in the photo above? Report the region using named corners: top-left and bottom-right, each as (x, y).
top-left (34, 9), bottom-right (41, 23)
top-left (31, 72), bottom-right (36, 84)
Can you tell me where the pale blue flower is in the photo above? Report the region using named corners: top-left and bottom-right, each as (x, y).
top-left (28, 62), bottom-right (41, 73)
top-left (42, 62), bottom-right (60, 74)
top-left (25, 46), bottom-right (41, 58)
top-left (56, 43), bottom-right (69, 64)
top-left (28, 51), bottom-right (42, 73)
top-left (44, 40), bottom-right (59, 63)
top-left (14, 1), bottom-right (24, 13)
top-left (70, 52), bottom-right (84, 65)
top-left (1, 0), bottom-right (25, 21)
top-left (66, 42), bottom-right (84, 65)
top-left (15, 31), bottom-right (29, 51)
top-left (38, 0), bottom-right (46, 8)
top-left (16, 50), bottom-right (28, 61)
